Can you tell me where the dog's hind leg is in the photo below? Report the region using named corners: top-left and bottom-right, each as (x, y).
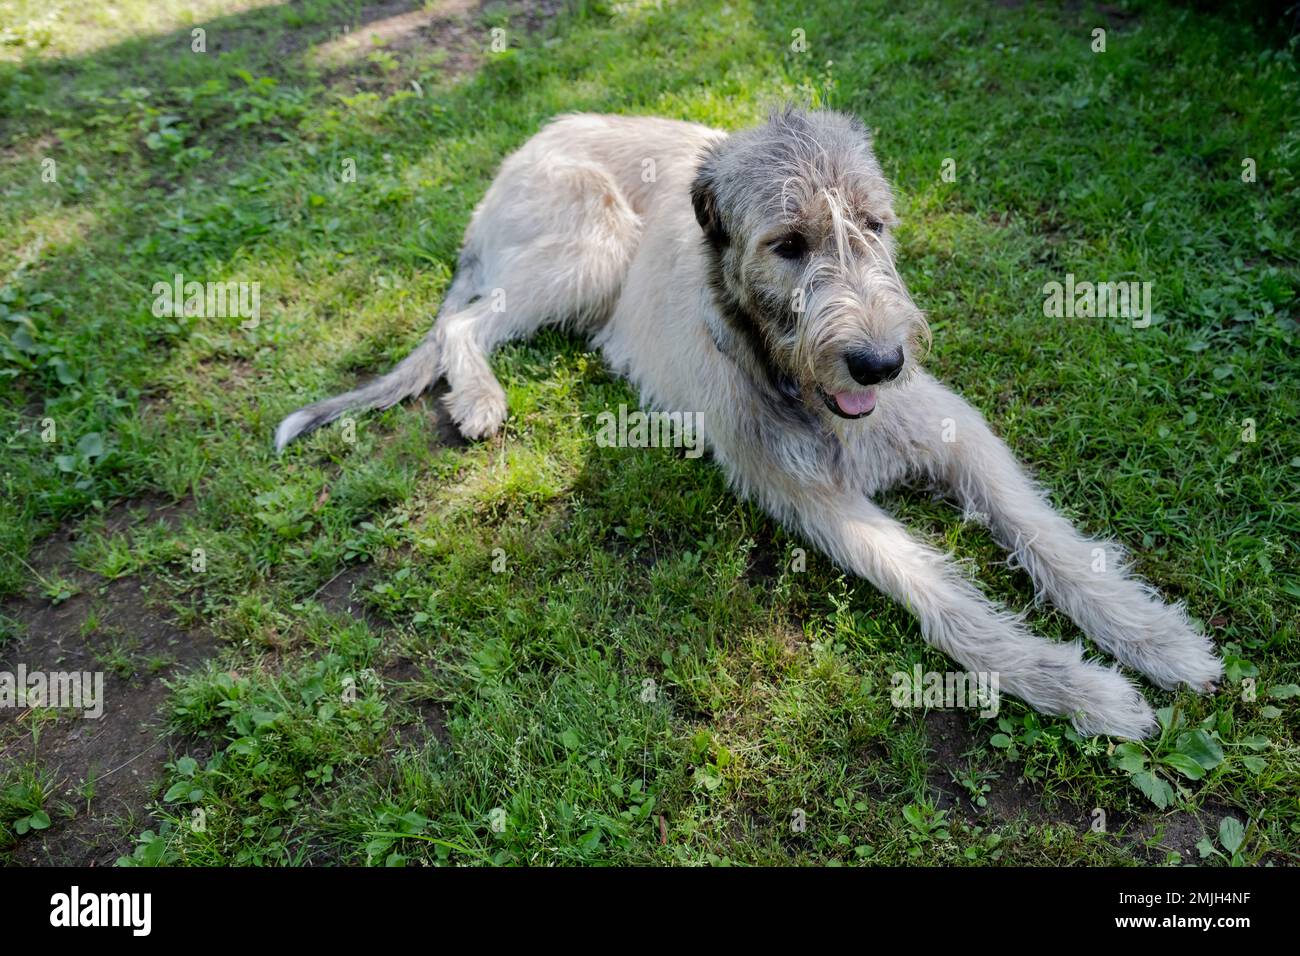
top-left (436, 298), bottom-right (517, 440)
top-left (907, 373), bottom-right (1222, 694)
top-left (276, 154), bottom-right (639, 448)
top-left (437, 160), bottom-right (642, 439)
top-left (786, 488), bottom-right (1158, 738)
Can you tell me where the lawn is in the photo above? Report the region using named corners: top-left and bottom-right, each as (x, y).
top-left (0, 0), bottom-right (1296, 866)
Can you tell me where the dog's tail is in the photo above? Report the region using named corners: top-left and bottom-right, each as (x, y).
top-left (274, 257), bottom-right (483, 452)
top-left (273, 331), bottom-right (444, 452)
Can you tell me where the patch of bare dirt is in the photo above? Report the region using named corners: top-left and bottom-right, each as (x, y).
top-left (381, 656), bottom-right (449, 747)
top-left (741, 524), bottom-right (786, 586)
top-left (313, 562), bottom-right (387, 630)
top-left (0, 131), bottom-right (61, 166)
top-left (317, 0), bottom-right (571, 94)
top-left (920, 709), bottom-right (1246, 861)
top-left (309, 0), bottom-right (480, 71)
top-left (1111, 800), bottom-right (1242, 864)
top-left (923, 709), bottom-right (1092, 828)
top-left (0, 496), bottom-right (217, 866)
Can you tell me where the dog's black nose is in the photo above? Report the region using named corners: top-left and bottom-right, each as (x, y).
top-left (845, 347), bottom-right (904, 386)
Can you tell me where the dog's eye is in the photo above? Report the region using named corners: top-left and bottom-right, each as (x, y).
top-left (866, 219), bottom-right (885, 235)
top-left (771, 234), bottom-right (807, 259)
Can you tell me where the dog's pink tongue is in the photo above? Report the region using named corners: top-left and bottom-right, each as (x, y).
top-left (834, 389), bottom-right (877, 416)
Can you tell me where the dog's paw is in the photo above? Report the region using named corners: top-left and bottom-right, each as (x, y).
top-left (1068, 666), bottom-right (1158, 740)
top-left (444, 383), bottom-right (507, 440)
top-left (1159, 638), bottom-right (1224, 694)
top-left (1106, 600), bottom-right (1224, 693)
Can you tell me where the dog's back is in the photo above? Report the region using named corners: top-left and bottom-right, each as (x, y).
top-left (508, 113), bottom-right (724, 219)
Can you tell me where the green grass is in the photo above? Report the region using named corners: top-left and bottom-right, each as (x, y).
top-left (1, 0), bottom-right (1297, 865)
top-left (0, 761), bottom-right (57, 849)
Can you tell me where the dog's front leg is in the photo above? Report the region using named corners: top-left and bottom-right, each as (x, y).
top-left (907, 375), bottom-right (1222, 693)
top-left (787, 488), bottom-right (1157, 737)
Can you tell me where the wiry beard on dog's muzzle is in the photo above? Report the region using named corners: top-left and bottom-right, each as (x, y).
top-left (791, 259), bottom-right (924, 421)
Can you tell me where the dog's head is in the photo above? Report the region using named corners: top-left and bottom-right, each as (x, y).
top-left (692, 107), bottom-right (928, 420)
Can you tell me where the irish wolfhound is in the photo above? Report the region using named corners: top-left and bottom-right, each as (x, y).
top-left (275, 108), bottom-right (1222, 737)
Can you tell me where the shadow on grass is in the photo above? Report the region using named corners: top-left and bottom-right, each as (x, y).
top-left (0, 0), bottom-right (764, 581)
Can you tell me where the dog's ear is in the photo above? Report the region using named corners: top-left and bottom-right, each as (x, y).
top-left (690, 152), bottom-right (727, 245)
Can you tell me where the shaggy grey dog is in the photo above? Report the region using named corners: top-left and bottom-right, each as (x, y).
top-left (276, 108), bottom-right (1222, 737)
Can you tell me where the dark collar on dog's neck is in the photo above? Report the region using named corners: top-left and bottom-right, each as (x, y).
top-left (699, 244), bottom-right (804, 411)
top-left (704, 309), bottom-right (802, 405)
